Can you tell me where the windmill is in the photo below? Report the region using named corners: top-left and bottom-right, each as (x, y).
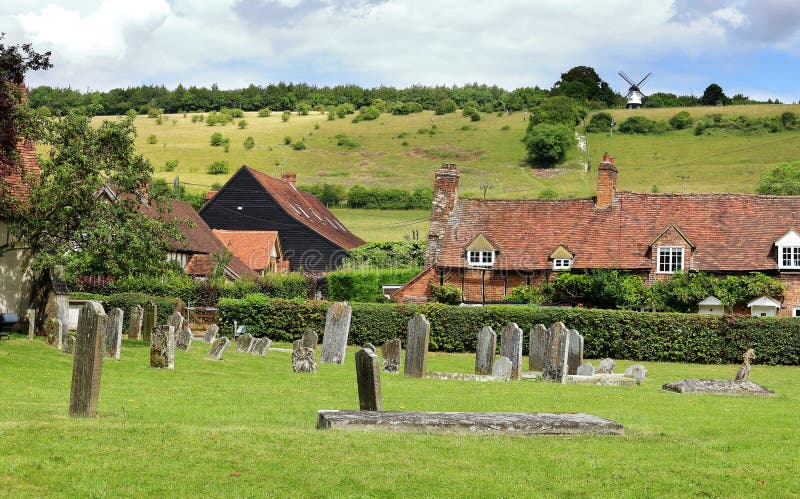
top-left (618, 71), bottom-right (652, 109)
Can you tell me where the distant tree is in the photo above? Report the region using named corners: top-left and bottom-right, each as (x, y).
top-left (237, 119), bottom-right (248, 129)
top-left (434, 98), bottom-right (457, 115)
top-left (243, 136), bottom-right (255, 150)
top-left (207, 160), bottom-right (229, 175)
top-left (523, 123), bottom-right (575, 167)
top-left (585, 112), bottom-right (613, 133)
top-left (210, 132), bottom-right (224, 146)
top-left (700, 84), bottom-right (729, 106)
top-left (147, 134), bottom-right (158, 144)
top-left (297, 102), bottom-right (311, 115)
top-left (527, 96), bottom-right (583, 127)
top-left (756, 161), bottom-right (800, 195)
top-left (257, 108), bottom-right (271, 117)
top-left (281, 110), bottom-right (290, 122)
top-left (551, 66), bottom-right (617, 107)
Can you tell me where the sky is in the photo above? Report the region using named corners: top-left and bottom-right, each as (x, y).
top-left (2, 0), bottom-right (800, 102)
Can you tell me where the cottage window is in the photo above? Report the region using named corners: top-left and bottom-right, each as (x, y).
top-left (467, 250), bottom-right (494, 267)
top-left (553, 258), bottom-right (572, 270)
top-left (780, 246), bottom-right (800, 269)
top-left (657, 246), bottom-right (684, 273)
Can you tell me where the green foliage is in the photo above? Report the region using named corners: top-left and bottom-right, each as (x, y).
top-left (147, 134), bottom-right (157, 144)
top-left (335, 103), bottom-right (356, 118)
top-left (292, 140), bottom-right (306, 151)
top-left (237, 119), bottom-right (248, 129)
top-left (209, 132), bottom-right (224, 146)
top-left (297, 102), bottom-right (311, 115)
top-left (500, 124), bottom-right (511, 131)
top-left (283, 135), bottom-right (292, 145)
top-left (505, 285), bottom-right (543, 304)
top-left (756, 161), bottom-right (800, 195)
top-left (433, 98), bottom-right (457, 115)
top-left (651, 271), bottom-right (785, 312)
top-left (552, 66), bottom-right (618, 107)
top-left (701, 83), bottom-right (729, 106)
top-left (586, 112), bottom-right (613, 133)
top-left (298, 182), bottom-right (346, 206)
top-left (352, 105), bottom-right (380, 122)
top-left (528, 96), bottom-right (583, 127)
top-left (344, 241), bottom-right (427, 268)
top-left (257, 108), bottom-right (271, 117)
top-left (163, 159), bottom-right (178, 172)
top-left (281, 110), bottom-right (290, 122)
top-left (207, 160), bottom-right (229, 175)
top-left (328, 268), bottom-right (420, 302)
top-left (547, 270), bottom-right (652, 310)
top-left (102, 292), bottom-right (178, 330)
top-left (334, 133), bottom-right (360, 149)
top-left (147, 107), bottom-right (162, 118)
top-left (537, 188), bottom-right (558, 199)
top-left (522, 123), bottom-right (575, 167)
top-left (469, 111), bottom-right (481, 122)
top-left (617, 116), bottom-right (668, 134)
top-left (669, 111), bottom-right (693, 130)
top-left (780, 111), bottom-right (797, 127)
top-left (431, 284), bottom-right (462, 305)
top-left (243, 136), bottom-right (255, 150)
top-left (346, 185), bottom-right (432, 209)
top-left (218, 296), bottom-right (325, 340)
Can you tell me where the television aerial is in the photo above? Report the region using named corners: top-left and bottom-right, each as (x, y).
top-left (618, 71), bottom-right (652, 109)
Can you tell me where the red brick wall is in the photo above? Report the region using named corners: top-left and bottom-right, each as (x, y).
top-left (424, 164), bottom-right (460, 267)
top-left (778, 273), bottom-right (800, 316)
top-left (595, 162), bottom-right (617, 209)
top-left (393, 267), bottom-right (435, 304)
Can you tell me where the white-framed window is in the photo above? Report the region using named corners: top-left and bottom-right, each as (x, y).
top-left (793, 307), bottom-right (800, 317)
top-left (553, 258), bottom-right (572, 270)
top-left (657, 246), bottom-right (684, 273)
top-left (467, 250), bottom-right (494, 267)
top-left (780, 246), bottom-right (800, 269)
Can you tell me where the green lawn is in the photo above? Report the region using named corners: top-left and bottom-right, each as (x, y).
top-left (2, 336), bottom-right (799, 496)
top-left (330, 208), bottom-right (429, 242)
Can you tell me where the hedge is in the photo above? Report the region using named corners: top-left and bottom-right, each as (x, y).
top-left (71, 292), bottom-right (178, 331)
top-left (216, 298), bottom-right (800, 365)
top-left (328, 268), bottom-right (421, 302)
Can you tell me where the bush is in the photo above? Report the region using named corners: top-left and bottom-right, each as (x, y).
top-left (618, 116), bottom-right (662, 134)
top-left (207, 160), bottom-right (229, 175)
top-left (434, 99), bottom-right (457, 115)
top-left (163, 160), bottom-right (178, 172)
top-left (523, 123), bottom-right (575, 167)
top-left (297, 102), bottom-right (311, 115)
top-left (284, 136), bottom-right (292, 145)
top-left (352, 105), bottom-right (380, 122)
top-left (334, 133), bottom-right (360, 149)
top-left (505, 285), bottom-right (543, 304)
top-left (781, 111), bottom-right (797, 128)
top-left (103, 292), bottom-right (178, 332)
top-left (757, 161), bottom-right (800, 195)
top-left (669, 111), bottom-right (693, 130)
top-left (147, 134), bottom-right (157, 144)
top-left (500, 124), bottom-right (511, 131)
top-left (210, 132), bottom-right (224, 146)
top-left (292, 141), bottom-right (306, 151)
top-left (243, 136), bottom-right (255, 150)
top-left (328, 268), bottom-right (421, 302)
top-left (258, 108), bottom-right (271, 117)
top-left (147, 107), bottom-right (162, 118)
top-left (431, 284), bottom-right (462, 305)
top-left (237, 119), bottom-right (248, 129)
top-left (469, 111), bottom-right (481, 122)
top-left (281, 111), bottom-right (290, 122)
top-left (586, 112), bottom-right (613, 133)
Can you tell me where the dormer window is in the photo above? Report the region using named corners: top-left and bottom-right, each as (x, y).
top-left (776, 230), bottom-right (800, 270)
top-left (467, 250), bottom-right (494, 267)
top-left (553, 258), bottom-right (572, 270)
top-left (549, 244), bottom-right (574, 271)
top-left (657, 246), bottom-right (684, 273)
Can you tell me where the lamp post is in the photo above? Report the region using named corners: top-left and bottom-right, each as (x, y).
top-left (677, 175), bottom-right (689, 194)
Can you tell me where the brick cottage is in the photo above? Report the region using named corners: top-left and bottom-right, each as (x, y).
top-left (395, 157), bottom-right (800, 316)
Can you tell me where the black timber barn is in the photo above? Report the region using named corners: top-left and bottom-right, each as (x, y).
top-left (199, 166), bottom-right (364, 271)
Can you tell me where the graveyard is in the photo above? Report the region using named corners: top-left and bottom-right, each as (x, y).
top-left (2, 322), bottom-right (799, 497)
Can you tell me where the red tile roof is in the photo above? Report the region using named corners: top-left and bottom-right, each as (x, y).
top-left (211, 229), bottom-right (280, 272)
top-left (243, 166), bottom-right (364, 250)
top-left (436, 191), bottom-right (800, 272)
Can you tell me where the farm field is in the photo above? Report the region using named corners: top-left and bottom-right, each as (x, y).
top-left (1, 336), bottom-right (799, 497)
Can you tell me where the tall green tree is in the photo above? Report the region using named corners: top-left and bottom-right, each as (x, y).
top-left (700, 83), bottom-right (729, 106)
top-left (551, 66), bottom-right (618, 107)
top-left (756, 161), bottom-right (800, 195)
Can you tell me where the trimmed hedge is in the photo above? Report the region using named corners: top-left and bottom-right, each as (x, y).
top-left (328, 268), bottom-right (421, 302)
top-left (217, 298), bottom-right (800, 365)
top-left (71, 292), bottom-right (178, 331)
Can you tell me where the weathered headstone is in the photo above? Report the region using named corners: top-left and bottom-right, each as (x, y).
top-left (150, 325), bottom-right (175, 369)
top-left (381, 339), bottom-right (402, 373)
top-left (27, 308), bottom-right (35, 340)
top-left (491, 356), bottom-right (512, 380)
top-left (735, 349), bottom-right (755, 381)
top-left (576, 362), bottom-right (594, 376)
top-left (500, 322), bottom-right (523, 380)
top-left (63, 334), bottom-right (76, 354)
top-left (104, 307), bottom-right (124, 360)
top-left (320, 302), bottom-right (352, 364)
top-left (404, 313), bottom-right (430, 378)
top-left (355, 348), bottom-right (383, 411)
top-left (567, 329), bottom-right (584, 375)
top-left (142, 301), bottom-right (157, 343)
top-left (475, 326), bottom-right (496, 375)
top-left (292, 339), bottom-right (304, 350)
top-left (251, 337), bottom-right (271, 356)
top-left (302, 330), bottom-right (319, 350)
top-left (208, 337), bottom-right (231, 360)
top-left (46, 318), bottom-right (63, 350)
top-left (176, 326), bottom-right (192, 352)
top-left (625, 364), bottom-right (648, 382)
top-left (542, 322), bottom-right (570, 383)
top-left (203, 324), bottom-right (219, 343)
top-left (166, 311), bottom-right (184, 332)
top-left (363, 342), bottom-right (376, 352)
top-left (236, 332), bottom-right (254, 353)
top-left (69, 301), bottom-right (107, 418)
top-left (292, 346), bottom-right (317, 373)
top-left (128, 304), bottom-right (143, 340)
top-left (528, 324), bottom-right (548, 372)
top-left (598, 358), bottom-right (616, 374)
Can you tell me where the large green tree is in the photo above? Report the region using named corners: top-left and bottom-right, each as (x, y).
top-left (756, 161), bottom-right (800, 195)
top-left (700, 83), bottom-right (729, 106)
top-left (551, 66), bottom-right (618, 107)
top-left (522, 123), bottom-right (575, 167)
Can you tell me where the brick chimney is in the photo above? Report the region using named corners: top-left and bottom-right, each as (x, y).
top-left (281, 172), bottom-right (297, 186)
top-left (595, 153), bottom-right (617, 209)
top-left (424, 163), bottom-right (460, 267)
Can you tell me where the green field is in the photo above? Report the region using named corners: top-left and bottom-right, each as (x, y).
top-left (2, 336), bottom-right (798, 496)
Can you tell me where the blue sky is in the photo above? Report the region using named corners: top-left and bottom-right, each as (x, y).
top-left (2, 0), bottom-right (799, 102)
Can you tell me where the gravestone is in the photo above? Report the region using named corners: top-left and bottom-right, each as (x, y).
top-left (292, 339), bottom-right (304, 350)
top-left (128, 304), bottom-right (143, 340)
top-left (475, 326), bottom-right (496, 375)
top-left (576, 362), bottom-right (594, 376)
top-left (208, 337), bottom-right (231, 360)
top-left (63, 334), bottom-right (76, 354)
top-left (363, 342), bottom-right (376, 352)
top-left (150, 325), bottom-right (176, 369)
top-left (598, 358), bottom-right (615, 374)
top-left (404, 313), bottom-right (430, 378)
top-left (176, 326), bottom-right (193, 352)
top-left (491, 356), bottom-right (512, 380)
top-left (292, 347), bottom-right (317, 373)
top-left (542, 322), bottom-right (570, 383)
top-left (236, 333), bottom-right (254, 353)
top-left (251, 337), bottom-right (271, 356)
top-left (528, 324), bottom-right (548, 371)
top-left (142, 301), bottom-right (157, 343)
top-left (46, 318), bottom-right (63, 350)
top-left (381, 339), bottom-right (402, 373)
top-left (203, 324), bottom-right (219, 343)
top-left (302, 330), bottom-right (318, 350)
top-left (567, 329), bottom-right (584, 375)
top-left (166, 311), bottom-right (184, 331)
top-left (500, 322), bottom-right (523, 380)
top-left (69, 301), bottom-right (107, 418)
top-left (104, 307), bottom-right (124, 360)
top-left (355, 348), bottom-right (383, 411)
top-left (625, 364), bottom-right (648, 382)
top-left (735, 349), bottom-right (756, 381)
top-left (320, 302), bottom-right (352, 364)
top-left (27, 308), bottom-right (35, 340)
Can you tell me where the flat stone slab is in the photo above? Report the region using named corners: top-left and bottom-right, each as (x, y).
top-left (425, 372), bottom-right (506, 382)
top-left (662, 379), bottom-right (775, 396)
top-left (521, 372), bottom-right (541, 380)
top-left (565, 374), bottom-right (640, 386)
top-left (317, 410), bottom-right (623, 436)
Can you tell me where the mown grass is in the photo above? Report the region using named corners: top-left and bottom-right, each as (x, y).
top-left (2, 335), bottom-right (799, 497)
top-left (329, 208), bottom-right (429, 242)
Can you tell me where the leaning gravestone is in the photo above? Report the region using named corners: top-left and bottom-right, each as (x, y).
top-left (46, 318), bottom-right (63, 350)
top-left (381, 339), bottom-right (402, 373)
top-left (63, 334), bottom-right (76, 354)
top-left (500, 322), bottom-right (523, 380)
top-left (598, 358), bottom-right (616, 374)
top-left (528, 324), bottom-right (548, 372)
top-left (491, 356), bottom-right (512, 380)
top-left (69, 301), bottom-right (107, 418)
top-left (404, 313), bottom-right (430, 378)
top-left (251, 337), bottom-right (271, 356)
top-left (27, 308), bottom-right (35, 340)
top-left (355, 348), bottom-right (383, 411)
top-left (208, 337), bottom-right (231, 360)
top-left (166, 311), bottom-right (184, 332)
top-left (320, 302), bottom-right (352, 364)
top-left (292, 346), bottom-right (317, 373)
top-left (142, 301), bottom-right (157, 343)
top-left (176, 326), bottom-right (193, 352)
top-left (475, 326), bottom-right (496, 375)
top-left (236, 333), bottom-right (254, 353)
top-left (567, 329), bottom-right (584, 375)
top-left (302, 330), bottom-right (319, 350)
top-left (625, 364), bottom-right (648, 382)
top-left (150, 325), bottom-right (176, 369)
top-left (576, 362), bottom-right (595, 376)
top-left (104, 307), bottom-right (124, 360)
top-left (542, 322), bottom-right (570, 383)
top-left (128, 304), bottom-right (143, 340)
top-left (203, 324), bottom-right (219, 343)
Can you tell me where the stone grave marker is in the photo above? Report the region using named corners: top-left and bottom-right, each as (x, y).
top-left (27, 308), bottom-right (35, 340)
top-left (381, 339), bottom-right (402, 373)
top-left (625, 364), bottom-right (648, 382)
top-left (363, 342), bottom-right (376, 352)
top-left (63, 334), bottom-right (76, 354)
top-left (321, 302), bottom-right (352, 364)
top-left (355, 348), bottom-right (383, 411)
top-left (104, 307), bottom-right (124, 360)
top-left (292, 346), bottom-right (317, 373)
top-left (598, 358), bottom-right (615, 374)
top-left (542, 322), bottom-right (570, 383)
top-left (475, 326), bottom-right (496, 375)
top-left (491, 356), bottom-right (512, 380)
top-left (292, 339), bottom-right (304, 350)
top-left (302, 330), bottom-right (318, 350)
top-left (208, 337), bottom-right (231, 360)
top-left (404, 313), bottom-right (430, 378)
top-left (166, 311), bottom-right (184, 331)
top-left (69, 301), bottom-right (107, 418)
top-left (500, 322), bottom-right (523, 380)
top-left (46, 318), bottom-right (63, 350)
top-left (576, 362), bottom-right (594, 376)
top-left (203, 324), bottom-right (219, 343)
top-left (251, 337), bottom-right (271, 356)
top-left (528, 324), bottom-right (548, 372)
top-left (735, 349), bottom-right (756, 381)
top-left (128, 304), bottom-right (143, 340)
top-left (567, 329), bottom-right (584, 375)
top-left (176, 326), bottom-right (193, 352)
top-left (150, 325), bottom-right (176, 369)
top-left (236, 332), bottom-right (254, 353)
top-left (142, 301), bottom-right (157, 343)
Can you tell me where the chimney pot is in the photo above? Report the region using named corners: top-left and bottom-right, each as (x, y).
top-left (281, 172), bottom-right (297, 186)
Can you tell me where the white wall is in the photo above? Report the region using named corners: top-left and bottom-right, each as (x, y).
top-left (0, 220), bottom-right (33, 315)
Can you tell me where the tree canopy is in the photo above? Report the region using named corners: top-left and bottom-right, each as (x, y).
top-left (700, 84), bottom-right (729, 106)
top-left (551, 66), bottom-right (619, 107)
top-left (756, 161), bottom-right (800, 196)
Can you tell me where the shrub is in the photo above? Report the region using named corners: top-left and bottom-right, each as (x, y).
top-left (222, 138), bottom-right (230, 153)
top-left (618, 116), bottom-right (661, 134)
top-left (103, 292), bottom-right (178, 331)
top-left (500, 124), bottom-right (511, 131)
top-left (469, 111), bottom-right (481, 122)
top-left (538, 188), bottom-right (558, 199)
top-left (352, 105), bottom-right (380, 122)
top-left (258, 108), bottom-right (271, 117)
top-left (297, 102), bottom-right (311, 115)
top-left (163, 160), bottom-right (178, 172)
top-left (328, 268), bottom-right (421, 302)
top-left (522, 123), bottom-right (575, 167)
top-left (314, 122), bottom-right (320, 130)
top-left (210, 132), bottom-right (224, 146)
top-left (434, 98), bottom-right (457, 115)
top-left (147, 107), bottom-right (162, 118)
top-left (505, 285), bottom-right (543, 304)
top-left (207, 160), bottom-right (229, 175)
top-left (147, 134), bottom-right (157, 144)
top-left (243, 136), bottom-right (255, 150)
top-left (237, 119), bottom-right (248, 129)
top-left (431, 284), bottom-right (462, 305)
top-left (292, 141), bottom-right (306, 150)
top-left (334, 133), bottom-right (360, 149)
top-left (586, 112), bottom-right (613, 133)
top-left (335, 103), bottom-right (356, 118)
top-left (281, 111), bottom-right (290, 122)
top-left (669, 111), bottom-right (693, 130)
top-left (781, 111), bottom-right (797, 128)
top-left (284, 136), bottom-right (292, 145)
